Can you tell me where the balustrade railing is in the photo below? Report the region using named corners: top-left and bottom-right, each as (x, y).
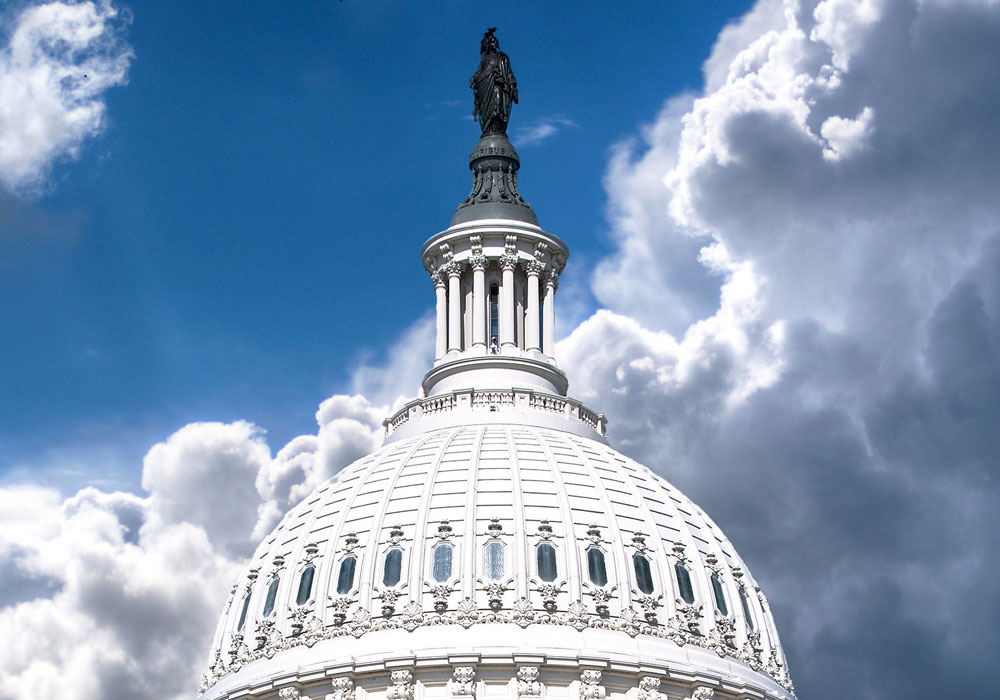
top-left (383, 389), bottom-right (606, 439)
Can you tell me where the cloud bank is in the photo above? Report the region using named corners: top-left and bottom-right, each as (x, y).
top-left (0, 1), bottom-right (133, 195)
top-left (2, 0), bottom-right (1000, 699)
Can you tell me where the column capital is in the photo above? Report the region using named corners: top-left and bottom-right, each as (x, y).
top-left (522, 259), bottom-right (543, 277)
top-left (500, 253), bottom-right (519, 271)
top-left (442, 260), bottom-right (465, 278)
top-left (470, 254), bottom-right (487, 271)
top-left (431, 268), bottom-right (447, 288)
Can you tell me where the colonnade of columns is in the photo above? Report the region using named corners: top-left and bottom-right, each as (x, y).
top-left (432, 258), bottom-right (556, 362)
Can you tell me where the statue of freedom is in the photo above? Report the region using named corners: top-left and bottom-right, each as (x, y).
top-left (470, 28), bottom-right (519, 136)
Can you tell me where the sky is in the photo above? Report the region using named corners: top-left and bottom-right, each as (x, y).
top-left (1, 1), bottom-right (998, 699)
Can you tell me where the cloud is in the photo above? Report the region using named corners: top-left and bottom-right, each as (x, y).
top-left (0, 1), bottom-right (133, 195)
top-left (0, 395), bottom-right (384, 700)
top-left (563, 0), bottom-right (1000, 697)
top-left (512, 116), bottom-right (577, 146)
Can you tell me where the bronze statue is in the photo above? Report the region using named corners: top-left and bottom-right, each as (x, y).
top-left (470, 28), bottom-right (518, 136)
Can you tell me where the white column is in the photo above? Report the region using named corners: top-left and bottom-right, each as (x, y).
top-left (434, 273), bottom-right (447, 360)
top-left (524, 261), bottom-right (541, 352)
top-left (447, 263), bottom-right (463, 353)
top-left (500, 254), bottom-right (517, 350)
top-left (543, 272), bottom-right (556, 356)
top-left (472, 257), bottom-right (486, 351)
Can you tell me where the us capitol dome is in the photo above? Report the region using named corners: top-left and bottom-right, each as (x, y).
top-left (198, 30), bottom-right (795, 700)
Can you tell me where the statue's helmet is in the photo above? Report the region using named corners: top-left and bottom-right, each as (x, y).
top-left (481, 27), bottom-right (499, 54)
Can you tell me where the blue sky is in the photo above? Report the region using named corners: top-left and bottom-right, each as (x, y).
top-left (3, 1), bottom-right (1000, 699)
top-left (0, 1), bottom-right (751, 489)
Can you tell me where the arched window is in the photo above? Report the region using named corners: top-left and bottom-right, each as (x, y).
top-left (740, 586), bottom-right (756, 631)
top-left (336, 555), bottom-right (356, 595)
top-left (383, 549), bottom-right (402, 587)
top-left (432, 543), bottom-right (453, 582)
top-left (674, 563), bottom-right (695, 604)
top-left (587, 547), bottom-right (608, 587)
top-left (633, 554), bottom-right (654, 595)
top-left (262, 576), bottom-right (280, 617)
top-left (295, 564), bottom-right (315, 606)
top-left (489, 283), bottom-right (499, 349)
top-left (484, 540), bottom-right (505, 580)
top-left (237, 588), bottom-right (252, 631)
top-left (537, 542), bottom-right (557, 582)
top-left (711, 572), bottom-right (729, 616)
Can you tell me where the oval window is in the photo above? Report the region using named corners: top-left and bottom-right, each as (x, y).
top-left (740, 586), bottom-right (756, 631)
top-left (383, 548), bottom-right (403, 587)
top-left (237, 589), bottom-right (252, 631)
top-left (587, 547), bottom-right (608, 587)
top-left (633, 554), bottom-right (654, 595)
top-left (674, 563), bottom-right (695, 604)
top-left (711, 572), bottom-right (729, 616)
top-left (262, 576), bottom-right (280, 617)
top-left (295, 564), bottom-right (315, 606)
top-left (432, 544), bottom-right (453, 582)
top-left (484, 540), bottom-right (505, 580)
top-left (336, 555), bottom-right (356, 595)
top-left (537, 542), bottom-right (557, 582)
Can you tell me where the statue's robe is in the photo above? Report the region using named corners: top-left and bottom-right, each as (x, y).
top-left (471, 51), bottom-right (518, 135)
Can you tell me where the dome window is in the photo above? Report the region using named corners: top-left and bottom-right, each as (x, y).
top-left (237, 588), bottom-right (252, 631)
top-left (711, 572), bottom-right (729, 616)
top-left (432, 543), bottom-right (453, 582)
top-left (586, 547), bottom-right (608, 587)
top-left (740, 586), bottom-right (756, 631)
top-left (336, 555), bottom-right (356, 595)
top-left (633, 554), bottom-right (655, 595)
top-left (537, 542), bottom-right (557, 582)
top-left (295, 564), bottom-right (315, 606)
top-left (383, 548), bottom-right (403, 587)
top-left (262, 576), bottom-right (280, 617)
top-left (484, 540), bottom-right (505, 580)
top-left (674, 563), bottom-right (695, 605)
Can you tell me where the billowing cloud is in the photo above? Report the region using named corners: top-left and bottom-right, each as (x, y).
top-left (564, 0), bottom-right (1000, 697)
top-left (0, 1), bottom-right (133, 194)
top-left (0, 395), bottom-right (384, 700)
top-left (3, 1), bottom-right (999, 699)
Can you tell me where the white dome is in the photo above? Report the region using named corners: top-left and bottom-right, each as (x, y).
top-left (199, 423), bottom-right (794, 700)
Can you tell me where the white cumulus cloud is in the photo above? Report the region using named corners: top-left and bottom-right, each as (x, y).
top-left (0, 0), bottom-right (133, 194)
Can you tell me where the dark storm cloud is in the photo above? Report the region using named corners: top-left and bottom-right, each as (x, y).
top-left (565, 1), bottom-right (1000, 698)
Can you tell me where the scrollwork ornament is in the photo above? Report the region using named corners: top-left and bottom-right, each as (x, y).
top-left (449, 666), bottom-right (476, 698)
top-left (511, 596), bottom-right (535, 627)
top-left (567, 600), bottom-right (590, 631)
top-left (517, 667), bottom-right (542, 698)
top-left (684, 688), bottom-right (714, 700)
top-left (351, 607), bottom-right (372, 638)
top-left (401, 600), bottom-right (424, 631)
top-left (579, 670), bottom-right (605, 700)
top-left (456, 597), bottom-right (480, 627)
top-left (327, 677), bottom-right (355, 700)
top-left (387, 671), bottom-right (414, 700)
top-left (637, 676), bottom-right (663, 700)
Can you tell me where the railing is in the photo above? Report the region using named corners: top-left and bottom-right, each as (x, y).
top-left (383, 388), bottom-right (606, 439)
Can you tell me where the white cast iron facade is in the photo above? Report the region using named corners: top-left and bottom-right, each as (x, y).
top-left (198, 90), bottom-right (795, 700)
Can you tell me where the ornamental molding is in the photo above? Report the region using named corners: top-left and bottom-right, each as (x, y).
top-left (535, 520), bottom-right (555, 540)
top-left (302, 542), bottom-right (320, 566)
top-left (338, 533), bottom-right (361, 555)
top-left (385, 525), bottom-right (406, 546)
top-left (387, 671), bottom-right (414, 700)
top-left (449, 666), bottom-right (476, 698)
top-left (583, 583), bottom-right (616, 617)
top-left (517, 666), bottom-right (542, 698)
top-left (684, 688), bottom-right (714, 700)
top-left (470, 235), bottom-right (483, 256)
top-left (583, 525), bottom-right (605, 547)
top-left (637, 676), bottom-right (662, 700)
top-left (669, 542), bottom-right (689, 565)
top-left (327, 677), bottom-right (355, 700)
top-left (504, 235), bottom-right (517, 256)
top-left (202, 599), bottom-right (792, 694)
top-left (579, 670), bottom-right (605, 700)
top-left (435, 520), bottom-right (456, 541)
